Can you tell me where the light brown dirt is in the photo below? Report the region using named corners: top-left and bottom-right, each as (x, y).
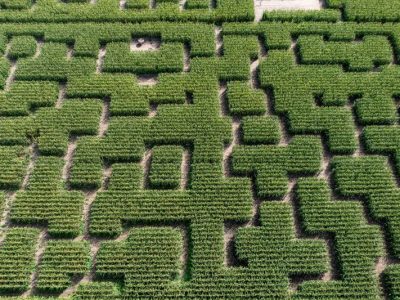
top-left (215, 26), bottom-right (223, 57)
top-left (119, 0), bottom-right (126, 9)
top-left (82, 191), bottom-right (98, 238)
top-left (137, 74), bottom-right (158, 86)
top-left (130, 37), bottom-right (160, 52)
top-left (183, 43), bottom-right (190, 72)
top-left (98, 97), bottom-right (110, 137)
top-left (219, 81), bottom-right (228, 117)
top-left (34, 39), bottom-right (43, 59)
top-left (62, 137), bottom-right (77, 185)
top-left (179, 0), bottom-right (186, 11)
top-left (140, 149), bottom-right (153, 189)
top-left (223, 222), bottom-right (239, 267)
top-left (95, 46), bottom-right (106, 74)
top-left (22, 229), bottom-right (47, 298)
top-left (22, 144), bottom-right (38, 190)
top-left (0, 192), bottom-right (16, 239)
top-left (254, 0), bottom-right (322, 21)
top-left (278, 116), bottom-right (291, 146)
top-left (5, 61), bottom-right (16, 92)
top-left (180, 149), bottom-right (191, 190)
top-left (101, 165), bottom-right (113, 191)
top-left (149, 103), bottom-right (158, 118)
top-left (67, 45), bottom-right (74, 61)
top-left (317, 141), bottom-right (332, 181)
top-left (115, 229), bottom-right (130, 242)
top-left (223, 118), bottom-right (240, 177)
top-left (55, 82), bottom-right (66, 109)
top-left (250, 59), bottom-right (260, 89)
top-left (174, 224), bottom-right (189, 279)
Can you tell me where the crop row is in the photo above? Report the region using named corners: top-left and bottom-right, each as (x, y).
top-left (88, 160), bottom-right (251, 236)
top-left (0, 146), bottom-right (28, 189)
top-left (232, 136), bottom-right (322, 198)
top-left (226, 81), bottom-right (266, 117)
top-left (10, 156), bottom-right (84, 237)
top-left (259, 49), bottom-right (400, 153)
top-left (0, 228), bottom-right (39, 294)
top-left (0, 0), bottom-right (254, 23)
top-left (297, 35), bottom-right (393, 72)
top-left (149, 145), bottom-right (183, 189)
top-left (103, 42), bottom-right (183, 74)
top-left (294, 178), bottom-right (384, 299)
top-left (15, 42), bottom-right (95, 81)
top-left (0, 22), bottom-right (216, 59)
top-left (7, 35), bottom-right (36, 60)
top-left (0, 0), bottom-right (395, 23)
top-left (241, 116), bottom-right (281, 145)
top-left (331, 156), bottom-right (400, 259)
top-left (96, 227), bottom-right (182, 297)
top-left (36, 240), bottom-right (90, 293)
top-left (0, 228), bottom-right (92, 295)
top-left (0, 15), bottom-right (399, 300)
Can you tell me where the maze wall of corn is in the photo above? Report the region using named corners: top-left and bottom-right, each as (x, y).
top-left (0, 0), bottom-right (400, 299)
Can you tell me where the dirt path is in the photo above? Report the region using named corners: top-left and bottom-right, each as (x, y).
top-left (254, 0), bottom-right (322, 21)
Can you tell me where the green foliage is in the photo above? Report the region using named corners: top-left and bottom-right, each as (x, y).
top-left (262, 9), bottom-right (340, 22)
top-left (35, 99), bottom-right (102, 156)
top-left (126, 0), bottom-right (149, 9)
top-left (0, 0), bottom-right (31, 10)
top-left (215, 0), bottom-right (254, 22)
top-left (383, 265), bottom-right (400, 300)
top-left (11, 157), bottom-right (85, 237)
top-left (331, 156), bottom-right (400, 258)
top-left (0, 57), bottom-right (9, 89)
top-left (103, 42), bottom-right (183, 74)
top-left (363, 125), bottom-right (400, 176)
top-left (295, 178), bottom-right (384, 299)
top-left (95, 227), bottom-right (183, 298)
top-left (236, 202), bottom-right (328, 298)
top-left (232, 136), bottom-right (322, 198)
top-left (36, 240), bottom-right (90, 293)
top-left (226, 81), bottom-right (266, 116)
top-left (69, 137), bottom-right (103, 189)
top-left (297, 35), bottom-right (393, 71)
top-left (16, 42), bottom-right (94, 81)
top-left (0, 117), bottom-right (31, 145)
top-left (74, 282), bottom-right (120, 299)
top-left (219, 35), bottom-right (259, 80)
top-left (186, 0), bottom-right (209, 9)
top-left (0, 6), bottom-right (398, 300)
top-left (8, 36), bottom-right (36, 60)
top-left (68, 75), bottom-right (149, 116)
top-left (260, 49), bottom-right (392, 151)
top-left (149, 145), bottom-right (183, 189)
top-left (0, 0), bottom-right (256, 23)
top-left (343, 0), bottom-right (400, 22)
top-left (241, 116), bottom-right (280, 144)
top-left (0, 82), bottom-right (58, 116)
top-left (0, 146), bottom-right (28, 189)
top-left (0, 228), bottom-right (39, 293)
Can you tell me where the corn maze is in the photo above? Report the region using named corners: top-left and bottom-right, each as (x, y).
top-left (1, 0), bottom-right (400, 299)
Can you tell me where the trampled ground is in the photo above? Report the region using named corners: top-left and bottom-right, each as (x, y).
top-left (0, 0), bottom-right (400, 299)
